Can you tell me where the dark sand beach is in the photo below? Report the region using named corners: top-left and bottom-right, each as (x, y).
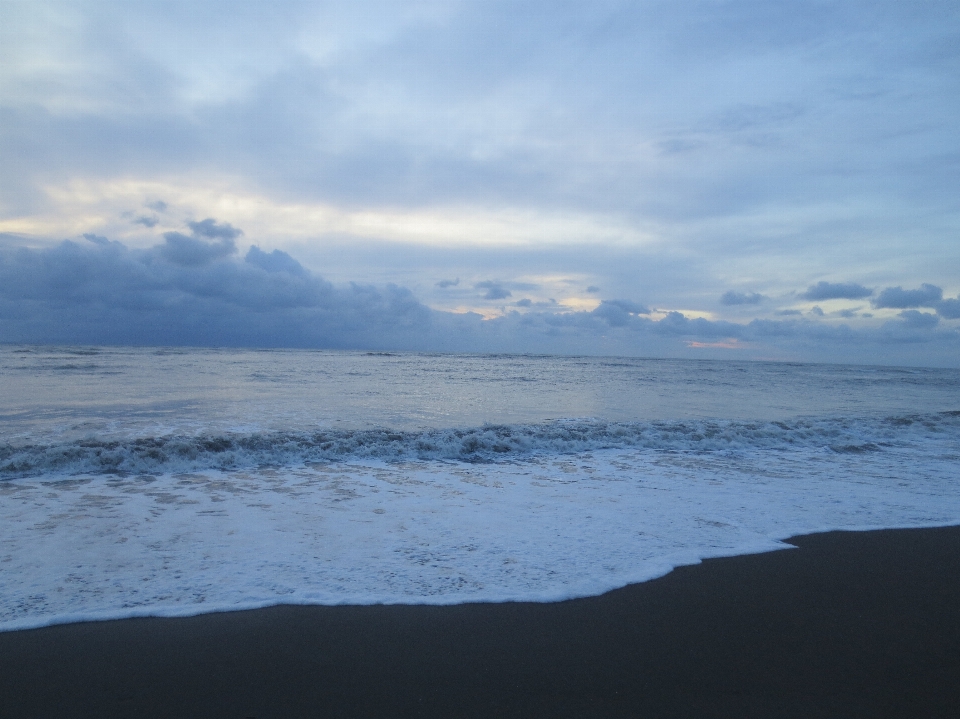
top-left (2, 525), bottom-right (959, 718)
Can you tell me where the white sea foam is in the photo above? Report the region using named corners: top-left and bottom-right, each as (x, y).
top-left (2, 440), bottom-right (958, 632)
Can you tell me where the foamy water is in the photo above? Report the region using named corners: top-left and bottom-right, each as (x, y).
top-left (2, 346), bottom-right (959, 631)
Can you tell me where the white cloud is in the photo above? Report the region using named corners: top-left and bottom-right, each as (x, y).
top-left (0, 176), bottom-right (654, 250)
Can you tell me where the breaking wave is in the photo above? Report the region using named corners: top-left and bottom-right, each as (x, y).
top-left (2, 411), bottom-right (958, 479)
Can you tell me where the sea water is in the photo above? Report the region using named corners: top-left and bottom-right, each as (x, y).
top-left (1, 346), bottom-right (959, 631)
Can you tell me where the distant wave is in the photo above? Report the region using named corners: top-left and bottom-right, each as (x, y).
top-left (2, 412), bottom-right (958, 479)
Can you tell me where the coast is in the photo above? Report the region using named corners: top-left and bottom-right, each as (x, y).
top-left (2, 525), bottom-right (959, 718)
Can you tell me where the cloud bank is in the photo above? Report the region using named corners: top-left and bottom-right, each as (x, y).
top-left (0, 225), bottom-right (434, 349)
top-left (2, 226), bottom-right (958, 366)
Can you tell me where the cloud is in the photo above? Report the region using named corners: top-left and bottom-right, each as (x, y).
top-left (591, 299), bottom-right (650, 327)
top-left (0, 234), bottom-right (437, 348)
top-left (245, 245), bottom-right (306, 276)
top-left (435, 278), bottom-right (459, 288)
top-left (187, 219), bottom-right (243, 241)
top-left (1, 232), bottom-right (958, 365)
top-left (898, 310), bottom-right (939, 329)
top-left (3, 1), bottom-right (955, 235)
top-left (720, 291), bottom-right (764, 305)
top-left (476, 281), bottom-right (511, 300)
top-left (800, 282), bottom-right (872, 301)
top-left (868, 289), bottom-right (960, 319)
top-left (134, 216), bottom-right (159, 228)
top-left (159, 219), bottom-right (239, 266)
top-left (873, 284), bottom-right (943, 309)
top-left (605, 299), bottom-right (650, 315)
top-left (653, 311), bottom-right (743, 338)
top-left (586, 286), bottom-right (600, 293)
top-left (936, 297), bottom-right (960, 319)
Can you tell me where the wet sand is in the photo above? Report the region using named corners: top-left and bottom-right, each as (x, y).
top-left (2, 525), bottom-right (959, 718)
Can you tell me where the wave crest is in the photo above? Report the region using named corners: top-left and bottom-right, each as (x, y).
top-left (2, 412), bottom-right (958, 479)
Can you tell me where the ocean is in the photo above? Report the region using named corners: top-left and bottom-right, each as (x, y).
top-left (2, 345), bottom-right (959, 632)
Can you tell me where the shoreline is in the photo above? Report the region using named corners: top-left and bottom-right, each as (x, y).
top-left (2, 525), bottom-right (959, 718)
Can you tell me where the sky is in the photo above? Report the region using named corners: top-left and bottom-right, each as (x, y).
top-left (1, 0), bottom-right (959, 365)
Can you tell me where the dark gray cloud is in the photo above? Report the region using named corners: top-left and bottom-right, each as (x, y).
top-left (937, 298), bottom-right (960, 319)
top-left (898, 310), bottom-right (939, 329)
top-left (720, 291), bottom-right (765, 305)
top-left (652, 311), bottom-right (743, 338)
top-left (591, 299), bottom-right (650, 327)
top-left (870, 286), bottom-right (960, 319)
top-left (605, 299), bottom-right (650, 315)
top-left (0, 234), bottom-right (435, 348)
top-left (134, 216), bottom-right (159, 228)
top-left (188, 219), bottom-right (243, 241)
top-left (800, 282), bottom-right (872, 301)
top-left (159, 219), bottom-right (239, 267)
top-left (245, 245), bottom-right (306, 276)
top-left (515, 298), bottom-right (533, 307)
top-left (873, 284), bottom-right (943, 309)
top-left (476, 281), bottom-right (511, 300)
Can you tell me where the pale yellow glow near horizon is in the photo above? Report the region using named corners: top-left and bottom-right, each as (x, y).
top-left (446, 306), bottom-right (503, 320)
top-left (0, 176), bottom-right (655, 250)
top-left (437, 296), bottom-right (601, 318)
top-left (558, 297), bottom-right (602, 311)
top-left (685, 339), bottom-right (743, 349)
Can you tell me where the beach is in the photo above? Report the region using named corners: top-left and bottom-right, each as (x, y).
top-left (2, 525), bottom-right (958, 718)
